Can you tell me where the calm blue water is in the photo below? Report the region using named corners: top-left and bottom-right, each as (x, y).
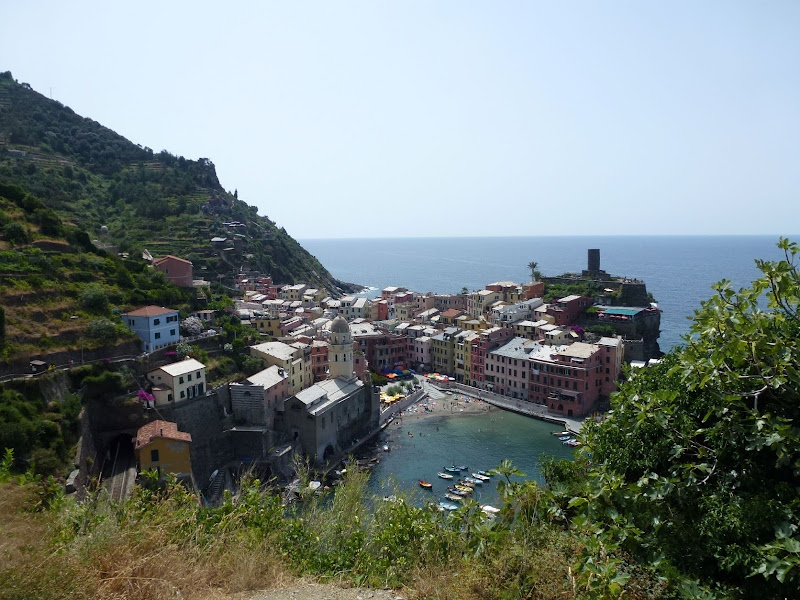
top-left (369, 406), bottom-right (575, 506)
top-left (302, 235), bottom-right (793, 352)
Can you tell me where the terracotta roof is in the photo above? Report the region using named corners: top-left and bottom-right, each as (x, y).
top-left (124, 305), bottom-right (176, 317)
top-left (135, 420), bottom-right (192, 449)
top-left (441, 309), bottom-right (464, 318)
top-left (153, 255), bottom-right (192, 266)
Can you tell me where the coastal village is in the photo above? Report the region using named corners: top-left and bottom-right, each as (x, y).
top-left (80, 247), bottom-right (662, 503)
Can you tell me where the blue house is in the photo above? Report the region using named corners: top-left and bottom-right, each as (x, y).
top-left (123, 306), bottom-right (180, 353)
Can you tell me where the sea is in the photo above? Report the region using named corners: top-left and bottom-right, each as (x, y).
top-left (301, 235), bottom-right (793, 352)
top-left (300, 235), bottom-right (794, 501)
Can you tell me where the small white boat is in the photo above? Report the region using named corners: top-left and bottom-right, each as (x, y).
top-left (552, 430), bottom-right (571, 436)
top-left (382, 445), bottom-right (390, 452)
top-left (482, 505), bottom-right (500, 515)
top-left (471, 472), bottom-right (490, 481)
top-left (438, 472), bottom-right (454, 480)
top-left (438, 501), bottom-right (459, 511)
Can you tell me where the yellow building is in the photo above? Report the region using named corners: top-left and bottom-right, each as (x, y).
top-left (252, 315), bottom-right (282, 338)
top-left (135, 420), bottom-right (192, 479)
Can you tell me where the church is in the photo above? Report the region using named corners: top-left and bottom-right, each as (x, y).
top-left (283, 315), bottom-right (380, 464)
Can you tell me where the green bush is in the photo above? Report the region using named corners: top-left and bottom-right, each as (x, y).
top-left (80, 284), bottom-right (110, 314)
top-left (86, 318), bottom-right (119, 341)
top-left (3, 222), bottom-right (29, 245)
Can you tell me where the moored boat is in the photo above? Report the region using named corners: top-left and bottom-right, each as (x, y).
top-left (458, 479), bottom-right (476, 488)
top-left (552, 430), bottom-right (571, 436)
top-left (464, 476), bottom-right (483, 485)
top-left (444, 465), bottom-right (461, 473)
top-left (449, 487), bottom-right (470, 496)
top-left (418, 480), bottom-right (433, 489)
top-left (477, 470), bottom-right (492, 477)
top-left (481, 505), bottom-right (500, 515)
top-left (444, 493), bottom-right (463, 502)
top-left (455, 484), bottom-right (473, 493)
top-left (471, 472), bottom-right (490, 481)
top-left (456, 465), bottom-right (468, 471)
top-left (437, 472), bottom-right (454, 479)
top-left (438, 501), bottom-right (459, 511)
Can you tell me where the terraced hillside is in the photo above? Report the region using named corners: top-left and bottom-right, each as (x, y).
top-left (0, 71), bottom-right (355, 292)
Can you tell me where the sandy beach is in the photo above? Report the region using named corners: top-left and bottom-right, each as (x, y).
top-left (388, 391), bottom-right (498, 425)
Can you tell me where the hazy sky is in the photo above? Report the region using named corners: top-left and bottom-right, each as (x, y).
top-left (2, 1), bottom-right (799, 239)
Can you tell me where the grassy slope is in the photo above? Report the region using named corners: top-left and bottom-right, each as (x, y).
top-left (0, 72), bottom-right (353, 292)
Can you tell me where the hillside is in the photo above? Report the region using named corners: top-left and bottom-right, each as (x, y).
top-left (0, 71), bottom-right (355, 292)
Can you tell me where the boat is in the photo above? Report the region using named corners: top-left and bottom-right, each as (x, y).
top-left (481, 505), bottom-right (500, 515)
top-left (471, 472), bottom-right (490, 481)
top-left (437, 472), bottom-right (454, 480)
top-left (552, 430), bottom-right (571, 436)
top-left (456, 465), bottom-right (468, 471)
top-left (567, 439), bottom-right (582, 447)
top-left (559, 435), bottom-right (572, 441)
top-left (444, 493), bottom-right (463, 502)
top-left (444, 466), bottom-right (461, 473)
top-left (382, 445), bottom-right (390, 452)
top-left (448, 487), bottom-right (470, 496)
top-left (438, 501), bottom-right (459, 511)
top-left (477, 470), bottom-right (492, 477)
top-left (454, 484), bottom-right (473, 493)
top-left (464, 476), bottom-right (483, 485)
top-left (418, 480), bottom-right (433, 490)
top-left (458, 479), bottom-right (475, 488)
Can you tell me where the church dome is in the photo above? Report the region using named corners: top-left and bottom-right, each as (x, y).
top-left (331, 315), bottom-right (349, 334)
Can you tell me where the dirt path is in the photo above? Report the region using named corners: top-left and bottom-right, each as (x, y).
top-left (244, 581), bottom-right (405, 600)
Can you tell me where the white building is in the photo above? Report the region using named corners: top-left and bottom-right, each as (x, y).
top-left (147, 357), bottom-right (206, 405)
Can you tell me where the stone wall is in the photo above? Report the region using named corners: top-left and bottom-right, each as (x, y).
top-left (157, 386), bottom-right (235, 483)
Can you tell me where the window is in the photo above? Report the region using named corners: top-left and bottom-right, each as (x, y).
top-left (179, 377), bottom-right (184, 384)
top-left (154, 318), bottom-right (161, 325)
top-left (170, 329), bottom-right (176, 336)
top-left (154, 332), bottom-right (161, 339)
top-left (180, 390), bottom-right (185, 398)
top-left (187, 374), bottom-right (192, 381)
top-left (150, 449), bottom-right (159, 462)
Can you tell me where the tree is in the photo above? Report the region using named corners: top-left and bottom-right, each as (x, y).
top-left (527, 261), bottom-right (541, 282)
top-left (181, 316), bottom-right (203, 337)
top-left (3, 223), bottom-right (29, 246)
top-left (80, 284), bottom-right (109, 314)
top-left (554, 238), bottom-right (800, 597)
top-left (86, 319), bottom-right (118, 341)
top-left (0, 305), bottom-right (5, 344)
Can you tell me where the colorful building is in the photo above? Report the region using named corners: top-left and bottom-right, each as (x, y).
top-left (146, 357), bottom-right (206, 405)
top-left (152, 255), bottom-right (194, 288)
top-left (134, 420), bottom-right (192, 479)
top-left (123, 305), bottom-right (180, 353)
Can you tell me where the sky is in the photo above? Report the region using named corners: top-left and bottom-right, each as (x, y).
top-left (2, 1), bottom-right (799, 239)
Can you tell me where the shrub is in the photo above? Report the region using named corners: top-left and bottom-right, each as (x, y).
top-left (3, 222), bottom-right (29, 245)
top-left (86, 318), bottom-right (118, 341)
top-left (80, 284), bottom-right (110, 314)
top-left (181, 315), bottom-right (203, 337)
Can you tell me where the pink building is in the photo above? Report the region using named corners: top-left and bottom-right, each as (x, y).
top-left (485, 337), bottom-right (533, 400)
top-left (470, 327), bottom-right (514, 388)
top-left (152, 255), bottom-right (193, 287)
top-left (529, 342), bottom-right (605, 417)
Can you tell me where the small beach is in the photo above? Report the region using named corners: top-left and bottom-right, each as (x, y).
top-left (384, 389), bottom-right (497, 425)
